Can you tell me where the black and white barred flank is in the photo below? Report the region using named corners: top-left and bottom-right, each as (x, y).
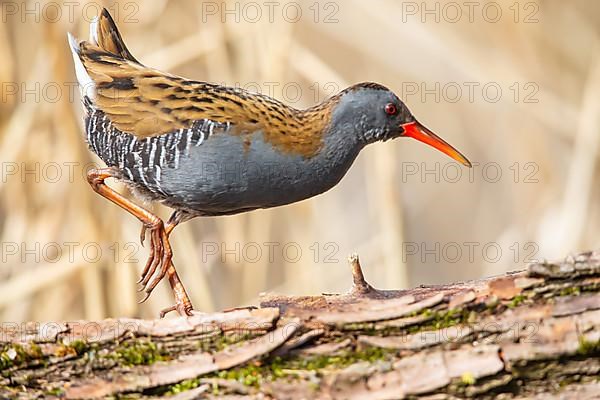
top-left (84, 100), bottom-right (231, 197)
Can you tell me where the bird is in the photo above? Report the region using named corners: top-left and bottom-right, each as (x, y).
top-left (68, 9), bottom-right (471, 317)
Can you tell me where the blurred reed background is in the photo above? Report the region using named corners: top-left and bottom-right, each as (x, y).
top-left (0, 0), bottom-right (598, 321)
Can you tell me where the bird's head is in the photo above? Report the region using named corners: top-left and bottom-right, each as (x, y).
top-left (328, 83), bottom-right (471, 167)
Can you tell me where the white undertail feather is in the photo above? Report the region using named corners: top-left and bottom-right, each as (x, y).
top-left (67, 32), bottom-right (95, 99)
top-left (88, 16), bottom-right (99, 45)
top-left (67, 10), bottom-right (138, 101)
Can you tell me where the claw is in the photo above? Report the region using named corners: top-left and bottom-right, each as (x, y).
top-left (159, 305), bottom-right (177, 318)
top-left (139, 229), bottom-right (162, 289)
top-left (140, 225), bottom-right (147, 247)
top-left (140, 256), bottom-right (158, 288)
top-left (138, 290), bottom-right (152, 304)
top-left (134, 218), bottom-right (192, 315)
top-left (138, 251), bottom-right (155, 286)
top-left (145, 265), bottom-right (168, 295)
top-left (137, 242), bottom-right (154, 284)
top-left (144, 235), bottom-right (171, 296)
top-left (136, 221), bottom-right (174, 303)
top-left (87, 170), bottom-right (192, 317)
top-left (159, 301), bottom-right (193, 318)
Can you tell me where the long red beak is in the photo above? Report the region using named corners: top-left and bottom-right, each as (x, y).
top-left (401, 121), bottom-right (472, 167)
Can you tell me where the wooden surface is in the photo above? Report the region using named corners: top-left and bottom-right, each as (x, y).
top-left (1, 252), bottom-right (599, 399)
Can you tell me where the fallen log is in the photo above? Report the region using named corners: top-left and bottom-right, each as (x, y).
top-left (1, 252), bottom-right (599, 399)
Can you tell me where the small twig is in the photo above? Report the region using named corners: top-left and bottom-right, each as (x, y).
top-left (348, 254), bottom-right (378, 296)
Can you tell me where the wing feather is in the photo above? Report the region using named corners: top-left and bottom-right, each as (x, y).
top-left (68, 8), bottom-right (331, 158)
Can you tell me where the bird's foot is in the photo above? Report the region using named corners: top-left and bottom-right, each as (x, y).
top-left (159, 302), bottom-right (193, 318)
top-left (137, 220), bottom-right (172, 302)
top-left (159, 268), bottom-right (195, 317)
top-left (85, 168), bottom-right (191, 314)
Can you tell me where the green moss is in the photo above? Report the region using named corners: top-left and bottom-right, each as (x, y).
top-left (28, 343), bottom-right (43, 359)
top-left (0, 343), bottom-right (44, 371)
top-left (485, 295), bottom-right (500, 310)
top-left (218, 346), bottom-right (392, 387)
top-left (158, 346), bottom-right (392, 395)
top-left (69, 339), bottom-right (90, 356)
top-left (0, 345), bottom-right (19, 370)
top-left (460, 371), bottom-right (476, 385)
top-left (163, 377), bottom-right (222, 396)
top-left (433, 309), bottom-right (469, 329)
top-left (508, 294), bottom-right (526, 309)
top-left (308, 346), bottom-right (387, 370)
top-left (219, 362), bottom-right (263, 386)
top-left (115, 340), bottom-right (166, 366)
top-left (339, 307), bottom-right (477, 337)
top-left (168, 378), bottom-right (202, 394)
top-left (407, 308), bottom-right (473, 333)
top-left (340, 322), bottom-right (375, 331)
top-left (342, 305), bottom-right (485, 338)
top-left (211, 380), bottom-right (221, 396)
top-left (198, 331), bottom-right (262, 353)
top-left (45, 387), bottom-right (64, 396)
top-left (577, 337), bottom-right (600, 355)
top-left (559, 287), bottom-right (581, 297)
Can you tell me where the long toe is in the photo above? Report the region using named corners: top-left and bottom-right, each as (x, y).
top-left (138, 247), bottom-right (157, 288)
top-left (159, 305), bottom-right (176, 318)
top-left (159, 302), bottom-right (194, 318)
top-left (137, 237), bottom-right (155, 284)
top-left (139, 229), bottom-right (163, 289)
top-left (138, 290), bottom-right (152, 304)
top-left (144, 236), bottom-right (172, 296)
top-left (139, 225), bottom-right (147, 247)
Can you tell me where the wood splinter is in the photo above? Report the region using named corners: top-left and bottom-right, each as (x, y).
top-left (347, 253), bottom-right (381, 297)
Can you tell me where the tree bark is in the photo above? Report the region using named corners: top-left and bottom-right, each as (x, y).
top-left (1, 252), bottom-right (599, 399)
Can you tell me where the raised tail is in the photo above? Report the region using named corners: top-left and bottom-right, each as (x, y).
top-left (68, 8), bottom-right (139, 63)
top-left (67, 8), bottom-right (217, 138)
top-left (89, 8), bottom-right (139, 63)
top-left (68, 8), bottom-right (144, 102)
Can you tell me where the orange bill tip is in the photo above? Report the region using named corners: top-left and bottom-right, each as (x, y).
top-left (401, 121), bottom-right (472, 168)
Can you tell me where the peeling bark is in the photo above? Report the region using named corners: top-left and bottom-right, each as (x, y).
top-left (1, 253), bottom-right (599, 399)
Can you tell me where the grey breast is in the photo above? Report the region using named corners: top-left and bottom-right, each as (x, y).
top-left (85, 108), bottom-right (361, 216)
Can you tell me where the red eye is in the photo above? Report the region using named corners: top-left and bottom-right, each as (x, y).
top-left (384, 103), bottom-right (397, 115)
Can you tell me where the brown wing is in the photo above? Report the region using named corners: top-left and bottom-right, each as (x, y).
top-left (71, 39), bottom-right (274, 138)
top-left (92, 8), bottom-right (139, 63)
top-left (68, 8), bottom-right (332, 157)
